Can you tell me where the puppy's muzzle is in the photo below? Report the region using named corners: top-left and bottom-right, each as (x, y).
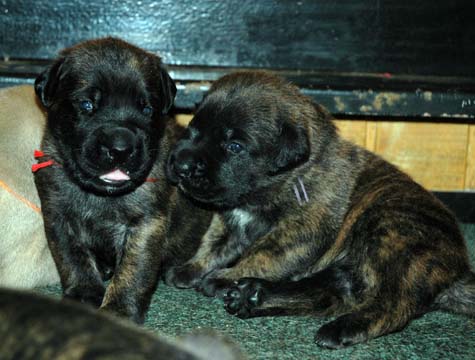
top-left (170, 149), bottom-right (207, 180)
top-left (97, 127), bottom-right (137, 165)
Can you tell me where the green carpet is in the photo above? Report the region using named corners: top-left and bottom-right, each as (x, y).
top-left (40, 223), bottom-right (475, 359)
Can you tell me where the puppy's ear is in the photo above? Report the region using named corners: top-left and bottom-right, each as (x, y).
top-left (271, 121), bottom-right (310, 174)
top-left (158, 66), bottom-right (177, 115)
top-left (34, 58), bottom-right (65, 108)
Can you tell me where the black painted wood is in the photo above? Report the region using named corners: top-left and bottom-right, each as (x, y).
top-left (1, 0), bottom-right (475, 118)
top-left (2, 61), bottom-right (475, 119)
top-left (1, 0), bottom-right (475, 76)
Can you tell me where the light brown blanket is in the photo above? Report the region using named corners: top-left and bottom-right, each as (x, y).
top-left (0, 85), bottom-right (58, 287)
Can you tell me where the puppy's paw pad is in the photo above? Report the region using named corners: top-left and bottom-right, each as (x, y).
top-left (223, 278), bottom-right (266, 318)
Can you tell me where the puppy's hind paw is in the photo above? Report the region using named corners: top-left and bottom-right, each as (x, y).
top-left (315, 315), bottom-right (369, 349)
top-left (223, 278), bottom-right (267, 318)
top-left (164, 263), bottom-right (205, 289)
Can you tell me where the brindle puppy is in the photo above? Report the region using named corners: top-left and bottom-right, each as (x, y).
top-left (165, 71), bottom-right (475, 348)
top-left (34, 37), bottom-right (211, 323)
top-left (0, 288), bottom-right (243, 360)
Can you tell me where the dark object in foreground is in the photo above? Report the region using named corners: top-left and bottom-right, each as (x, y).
top-left (166, 71), bottom-right (475, 348)
top-left (33, 37), bottom-right (211, 323)
top-left (0, 288), bottom-right (243, 360)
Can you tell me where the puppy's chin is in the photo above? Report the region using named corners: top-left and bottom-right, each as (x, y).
top-left (66, 161), bottom-right (155, 197)
top-left (177, 182), bottom-right (242, 210)
top-left (78, 176), bottom-right (145, 196)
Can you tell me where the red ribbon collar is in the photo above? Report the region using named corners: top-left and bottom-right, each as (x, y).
top-left (32, 150), bottom-right (59, 172)
top-left (32, 150), bottom-right (158, 183)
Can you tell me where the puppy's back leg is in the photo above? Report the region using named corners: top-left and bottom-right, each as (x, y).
top-left (224, 274), bottom-right (418, 349)
top-left (314, 299), bottom-right (417, 349)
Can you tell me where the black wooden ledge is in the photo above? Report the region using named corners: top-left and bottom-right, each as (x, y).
top-left (2, 61), bottom-right (475, 120)
top-left (1, 0), bottom-right (475, 118)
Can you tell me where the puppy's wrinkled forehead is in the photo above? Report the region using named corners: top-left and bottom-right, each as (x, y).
top-left (193, 84), bottom-right (282, 138)
top-left (188, 71), bottom-right (317, 150)
top-left (65, 45), bottom-right (146, 83)
top-left (57, 40), bottom-right (162, 108)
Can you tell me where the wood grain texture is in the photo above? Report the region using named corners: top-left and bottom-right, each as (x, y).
top-left (466, 126), bottom-right (475, 190)
top-left (365, 122), bottom-right (379, 152)
top-left (175, 114), bottom-right (193, 127)
top-left (372, 122), bottom-right (468, 191)
top-left (334, 120), bottom-right (367, 148)
top-left (337, 121), bottom-right (472, 191)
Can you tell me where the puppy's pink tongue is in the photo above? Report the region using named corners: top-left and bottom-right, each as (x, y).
top-left (100, 169), bottom-right (130, 182)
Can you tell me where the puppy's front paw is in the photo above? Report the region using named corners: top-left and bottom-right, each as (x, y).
top-left (164, 263), bottom-right (206, 289)
top-left (100, 302), bottom-right (144, 324)
top-left (199, 271), bottom-right (235, 298)
top-left (224, 278), bottom-right (266, 318)
top-left (63, 284), bottom-right (105, 307)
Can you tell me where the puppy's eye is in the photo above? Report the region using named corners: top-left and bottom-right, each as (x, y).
top-left (142, 105), bottom-right (153, 116)
top-left (79, 100), bottom-right (94, 112)
top-left (226, 142), bottom-right (244, 154)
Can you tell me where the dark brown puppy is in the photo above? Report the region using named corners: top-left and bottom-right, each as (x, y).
top-left (34, 37), bottom-right (211, 323)
top-left (0, 288), bottom-right (244, 360)
top-left (166, 71), bottom-right (475, 348)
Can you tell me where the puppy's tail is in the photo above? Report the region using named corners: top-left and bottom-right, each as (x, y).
top-left (434, 271), bottom-right (475, 316)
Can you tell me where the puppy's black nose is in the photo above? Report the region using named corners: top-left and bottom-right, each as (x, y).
top-left (108, 141), bottom-right (133, 162)
top-left (100, 128), bottom-right (135, 163)
top-left (173, 150), bottom-right (206, 179)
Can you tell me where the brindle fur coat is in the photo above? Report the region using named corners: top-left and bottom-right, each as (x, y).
top-left (165, 71), bottom-right (475, 348)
